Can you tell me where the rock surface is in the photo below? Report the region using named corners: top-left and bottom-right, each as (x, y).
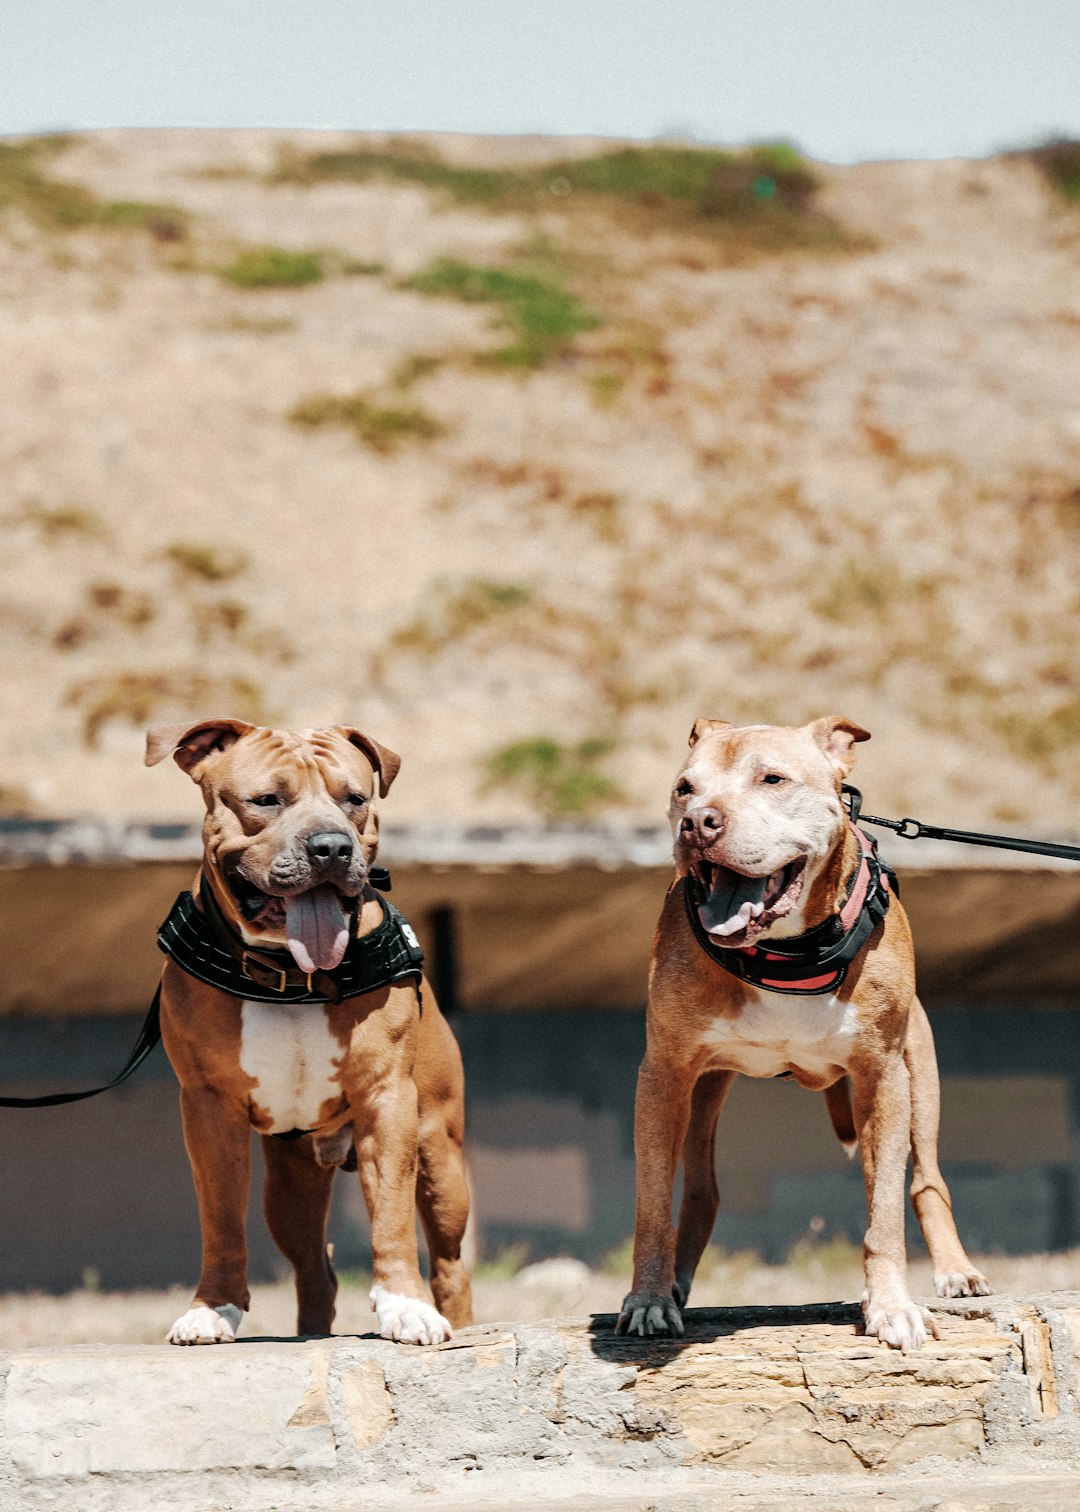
top-left (1, 1294), bottom-right (1078, 1510)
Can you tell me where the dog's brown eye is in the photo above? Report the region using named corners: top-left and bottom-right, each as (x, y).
top-left (761, 773), bottom-right (786, 785)
top-left (346, 793), bottom-right (368, 806)
top-left (674, 779), bottom-right (694, 798)
top-left (249, 793), bottom-right (280, 807)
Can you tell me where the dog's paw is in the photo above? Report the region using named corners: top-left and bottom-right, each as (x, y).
top-left (616, 1292), bottom-right (685, 1338)
top-left (369, 1285), bottom-right (452, 1345)
top-left (863, 1295), bottom-right (938, 1352)
top-left (167, 1303), bottom-right (242, 1345)
top-left (934, 1268), bottom-right (991, 1299)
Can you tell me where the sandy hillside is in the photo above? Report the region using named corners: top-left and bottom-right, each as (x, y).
top-left (1, 129), bottom-right (1078, 828)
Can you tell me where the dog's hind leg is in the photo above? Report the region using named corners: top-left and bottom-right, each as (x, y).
top-left (261, 1134), bottom-right (339, 1335)
top-left (905, 998), bottom-right (990, 1298)
top-left (673, 1069), bottom-right (736, 1307)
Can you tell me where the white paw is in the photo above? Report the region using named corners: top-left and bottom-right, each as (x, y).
top-left (863, 1295), bottom-right (938, 1352)
top-left (369, 1285), bottom-right (452, 1345)
top-left (935, 1268), bottom-right (992, 1298)
top-left (167, 1303), bottom-right (243, 1345)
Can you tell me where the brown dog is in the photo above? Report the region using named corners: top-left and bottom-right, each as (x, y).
top-left (618, 717), bottom-right (988, 1352)
top-left (145, 718), bottom-right (472, 1346)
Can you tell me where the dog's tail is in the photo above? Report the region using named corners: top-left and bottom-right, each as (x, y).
top-left (825, 1077), bottom-right (859, 1159)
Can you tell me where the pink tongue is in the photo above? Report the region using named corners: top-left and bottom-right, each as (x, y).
top-left (284, 885), bottom-right (349, 972)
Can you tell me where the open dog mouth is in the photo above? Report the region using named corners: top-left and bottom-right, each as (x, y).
top-left (226, 872), bottom-right (358, 973)
top-left (690, 856), bottom-right (806, 946)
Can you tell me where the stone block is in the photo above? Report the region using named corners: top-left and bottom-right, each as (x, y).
top-left (3, 1344), bottom-right (336, 1477)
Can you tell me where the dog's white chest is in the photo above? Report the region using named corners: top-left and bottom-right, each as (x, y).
top-left (704, 989), bottom-right (859, 1080)
top-left (240, 1002), bottom-right (344, 1133)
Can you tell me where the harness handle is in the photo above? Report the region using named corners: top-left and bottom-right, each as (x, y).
top-left (842, 786), bottom-right (1080, 863)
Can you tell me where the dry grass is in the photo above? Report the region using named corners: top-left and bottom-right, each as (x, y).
top-left (406, 258), bottom-right (600, 368)
top-left (64, 670), bottom-right (265, 749)
top-left (10, 501), bottom-right (108, 541)
top-left (0, 138), bottom-right (185, 238)
top-left (482, 736), bottom-right (620, 817)
top-left (218, 246), bottom-right (324, 289)
top-left (163, 542), bottom-right (250, 583)
top-left (2, 131), bottom-right (1079, 829)
top-left (272, 139), bottom-right (849, 259)
top-left (289, 392), bottom-right (445, 452)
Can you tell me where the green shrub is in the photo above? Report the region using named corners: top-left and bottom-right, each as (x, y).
top-left (0, 139), bottom-right (185, 234)
top-left (14, 500), bottom-right (107, 539)
top-left (406, 258), bottom-right (599, 367)
top-left (275, 143), bottom-right (519, 203)
top-left (288, 392), bottom-right (444, 452)
top-left (390, 578), bottom-right (531, 655)
top-left (543, 143), bottom-right (805, 207)
top-left (163, 542), bottom-right (250, 582)
top-left (273, 138), bottom-right (842, 255)
top-left (219, 247), bottom-right (324, 288)
top-left (994, 700), bottom-right (1080, 762)
top-left (66, 670), bottom-right (265, 748)
top-left (1029, 139), bottom-right (1080, 202)
top-left (483, 735), bottom-right (619, 817)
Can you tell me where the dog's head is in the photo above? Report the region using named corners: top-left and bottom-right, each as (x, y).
top-left (669, 716), bottom-right (869, 948)
top-left (146, 718), bottom-right (400, 972)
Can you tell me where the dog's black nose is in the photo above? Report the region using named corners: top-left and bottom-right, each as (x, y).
top-left (306, 830), bottom-right (354, 864)
top-left (682, 807), bottom-right (724, 843)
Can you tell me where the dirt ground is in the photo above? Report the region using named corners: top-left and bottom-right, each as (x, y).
top-left (3, 1245), bottom-right (1080, 1347)
top-left (2, 130), bottom-right (1079, 831)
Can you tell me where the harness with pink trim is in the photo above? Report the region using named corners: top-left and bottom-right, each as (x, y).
top-left (682, 825), bottom-right (896, 995)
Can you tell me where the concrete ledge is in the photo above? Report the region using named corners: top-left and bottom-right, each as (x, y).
top-left (2, 1294), bottom-right (1080, 1509)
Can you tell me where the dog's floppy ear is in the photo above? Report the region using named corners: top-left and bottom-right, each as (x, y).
top-left (809, 716), bottom-right (871, 777)
top-left (145, 718), bottom-right (256, 777)
top-left (688, 718), bottom-right (732, 748)
top-left (331, 726), bottom-right (402, 798)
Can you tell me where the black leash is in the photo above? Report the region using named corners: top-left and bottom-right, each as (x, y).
top-left (0, 865), bottom-right (409, 1112)
top-left (0, 987), bottom-right (162, 1108)
top-left (842, 786), bottom-right (1080, 863)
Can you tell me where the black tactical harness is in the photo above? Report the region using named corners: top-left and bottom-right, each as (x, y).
top-left (683, 824), bottom-right (897, 996)
top-left (157, 871), bottom-right (424, 1006)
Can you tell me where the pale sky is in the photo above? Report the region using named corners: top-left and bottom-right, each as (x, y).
top-left (3, 0), bottom-right (1079, 163)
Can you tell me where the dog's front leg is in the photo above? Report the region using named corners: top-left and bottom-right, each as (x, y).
top-left (354, 1072), bottom-right (452, 1346)
top-left (168, 1087), bottom-right (252, 1344)
top-left (617, 1052), bottom-right (693, 1336)
top-left (851, 1053), bottom-right (939, 1352)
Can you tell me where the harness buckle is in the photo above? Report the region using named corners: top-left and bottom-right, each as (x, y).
top-left (241, 951), bottom-right (288, 993)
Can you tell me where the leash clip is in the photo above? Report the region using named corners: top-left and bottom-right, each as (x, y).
top-left (897, 817), bottom-right (923, 839)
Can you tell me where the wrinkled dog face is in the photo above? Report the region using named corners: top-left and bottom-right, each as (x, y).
top-left (146, 719), bottom-right (400, 971)
top-left (669, 716), bottom-right (869, 947)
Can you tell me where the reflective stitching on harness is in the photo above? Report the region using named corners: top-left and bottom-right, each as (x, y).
top-left (157, 890), bottom-right (425, 1005)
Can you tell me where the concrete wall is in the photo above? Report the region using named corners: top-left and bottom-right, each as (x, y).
top-left (1, 1000), bottom-right (1078, 1291)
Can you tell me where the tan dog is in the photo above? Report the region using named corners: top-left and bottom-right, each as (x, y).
top-left (145, 718), bottom-right (472, 1346)
top-left (618, 717), bottom-right (988, 1352)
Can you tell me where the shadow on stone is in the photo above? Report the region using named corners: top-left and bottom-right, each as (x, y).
top-left (586, 1299), bottom-right (864, 1363)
